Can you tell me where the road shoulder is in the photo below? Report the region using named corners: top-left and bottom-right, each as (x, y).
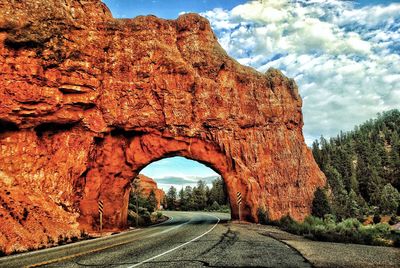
top-left (257, 225), bottom-right (400, 268)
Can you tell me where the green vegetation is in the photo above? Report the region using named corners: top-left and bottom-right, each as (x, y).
top-left (128, 177), bottom-right (230, 226)
top-left (165, 177), bottom-right (230, 212)
top-left (312, 109), bottom-right (400, 219)
top-left (311, 188), bottom-right (331, 218)
top-left (275, 215), bottom-right (400, 247)
top-left (128, 181), bottom-right (165, 227)
top-left (275, 110), bottom-right (400, 247)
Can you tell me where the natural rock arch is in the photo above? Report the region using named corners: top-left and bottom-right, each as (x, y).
top-left (0, 0), bottom-right (326, 253)
top-left (78, 132), bottom-right (237, 230)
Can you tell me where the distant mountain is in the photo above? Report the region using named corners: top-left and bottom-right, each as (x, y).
top-left (151, 175), bottom-right (221, 186)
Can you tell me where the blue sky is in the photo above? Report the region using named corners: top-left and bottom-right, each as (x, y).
top-left (102, 0), bottom-right (400, 187)
top-left (102, 0), bottom-right (397, 18)
top-left (140, 157), bottom-right (219, 191)
top-left (102, 0), bottom-right (247, 19)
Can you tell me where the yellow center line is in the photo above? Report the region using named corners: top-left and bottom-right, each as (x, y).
top-left (26, 216), bottom-right (176, 267)
top-left (26, 238), bottom-right (137, 268)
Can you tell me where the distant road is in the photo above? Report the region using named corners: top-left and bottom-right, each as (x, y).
top-left (0, 211), bottom-right (309, 267)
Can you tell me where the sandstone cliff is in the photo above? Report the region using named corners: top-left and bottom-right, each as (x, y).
top-left (0, 0), bottom-right (326, 254)
top-left (136, 174), bottom-right (165, 210)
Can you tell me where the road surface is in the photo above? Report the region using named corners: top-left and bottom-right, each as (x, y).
top-left (0, 211), bottom-right (310, 267)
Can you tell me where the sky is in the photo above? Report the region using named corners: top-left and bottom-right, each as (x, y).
top-left (140, 157), bottom-right (219, 191)
top-left (102, 0), bottom-right (400, 186)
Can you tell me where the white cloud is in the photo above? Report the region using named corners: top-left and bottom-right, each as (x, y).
top-left (202, 0), bottom-right (400, 144)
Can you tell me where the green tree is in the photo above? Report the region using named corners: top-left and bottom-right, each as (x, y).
top-left (192, 180), bottom-right (207, 210)
top-left (312, 110), bottom-right (400, 219)
top-left (311, 188), bottom-right (331, 218)
top-left (380, 183), bottom-right (400, 215)
top-left (208, 178), bottom-right (227, 206)
top-left (130, 178), bottom-right (142, 227)
top-left (166, 186), bottom-right (177, 210)
top-left (324, 165), bottom-right (345, 196)
top-left (182, 186), bottom-right (194, 210)
top-left (148, 190), bottom-right (157, 213)
top-left (345, 190), bottom-right (361, 219)
top-left (179, 187), bottom-right (185, 210)
top-left (210, 201), bottom-right (220, 211)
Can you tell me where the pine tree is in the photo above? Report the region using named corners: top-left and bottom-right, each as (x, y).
top-left (179, 187), bottom-right (184, 209)
top-left (380, 183), bottom-right (400, 215)
top-left (324, 165), bottom-right (345, 196)
top-left (192, 180), bottom-right (207, 210)
top-left (184, 186), bottom-right (195, 210)
top-left (148, 190), bottom-right (157, 213)
top-left (311, 188), bottom-right (331, 218)
top-left (346, 190), bottom-right (361, 218)
top-left (166, 186), bottom-right (177, 210)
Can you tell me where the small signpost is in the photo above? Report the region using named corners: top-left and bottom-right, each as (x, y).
top-left (98, 200), bottom-right (104, 232)
top-left (236, 191), bottom-right (242, 223)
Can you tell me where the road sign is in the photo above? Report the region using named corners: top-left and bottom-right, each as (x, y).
top-left (98, 200), bottom-right (104, 231)
top-left (237, 192), bottom-right (242, 223)
top-left (236, 191), bottom-right (242, 204)
top-left (98, 200), bottom-right (104, 213)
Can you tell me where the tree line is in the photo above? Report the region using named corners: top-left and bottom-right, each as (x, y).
top-left (165, 177), bottom-right (229, 211)
top-left (311, 109), bottom-right (400, 219)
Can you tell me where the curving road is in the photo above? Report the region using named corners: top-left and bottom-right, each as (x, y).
top-left (0, 211), bottom-right (310, 268)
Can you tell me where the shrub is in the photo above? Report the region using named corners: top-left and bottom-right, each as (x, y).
top-left (210, 201), bottom-right (221, 211)
top-left (323, 214), bottom-right (336, 225)
top-left (311, 188), bottom-right (331, 218)
top-left (392, 230), bottom-right (400, 247)
top-left (156, 211), bottom-right (163, 219)
top-left (389, 215), bottom-right (398, 225)
top-left (277, 214), bottom-right (395, 247)
top-left (373, 214), bottom-right (381, 224)
top-left (80, 230), bottom-right (89, 239)
top-left (304, 216), bottom-right (324, 226)
top-left (47, 236), bottom-right (54, 245)
top-left (57, 235), bottom-right (67, 245)
top-left (279, 215), bottom-right (296, 226)
top-left (219, 205), bottom-right (231, 213)
top-left (257, 208), bottom-right (268, 225)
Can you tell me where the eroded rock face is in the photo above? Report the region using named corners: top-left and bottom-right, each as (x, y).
top-left (136, 174), bottom-right (165, 210)
top-left (0, 0), bottom-right (326, 254)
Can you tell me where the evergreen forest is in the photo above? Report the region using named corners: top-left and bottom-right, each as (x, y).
top-left (165, 178), bottom-right (230, 212)
top-left (311, 109), bottom-right (400, 219)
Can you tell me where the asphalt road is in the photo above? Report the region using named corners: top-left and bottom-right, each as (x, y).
top-left (0, 211), bottom-right (310, 268)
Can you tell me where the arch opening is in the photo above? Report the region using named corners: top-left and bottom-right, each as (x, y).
top-left (127, 156), bottom-right (231, 226)
top-left (77, 132), bottom-right (244, 232)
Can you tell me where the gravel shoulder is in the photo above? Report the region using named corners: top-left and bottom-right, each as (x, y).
top-left (255, 225), bottom-right (400, 268)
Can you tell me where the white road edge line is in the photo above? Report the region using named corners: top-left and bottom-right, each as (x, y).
top-left (127, 214), bottom-right (221, 268)
top-left (147, 221), bottom-right (189, 237)
top-left (150, 216), bottom-right (174, 227)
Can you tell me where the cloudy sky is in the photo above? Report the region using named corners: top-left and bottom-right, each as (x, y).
top-left (140, 157), bottom-right (219, 191)
top-left (102, 0), bottom-right (400, 186)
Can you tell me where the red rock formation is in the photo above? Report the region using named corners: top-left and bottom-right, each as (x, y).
top-left (136, 174), bottom-right (165, 209)
top-left (0, 0), bottom-right (326, 254)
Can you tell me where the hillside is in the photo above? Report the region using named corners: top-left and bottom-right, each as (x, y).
top-left (312, 109), bottom-right (400, 218)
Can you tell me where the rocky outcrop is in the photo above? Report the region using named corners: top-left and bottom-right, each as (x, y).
top-left (136, 174), bottom-right (165, 209)
top-left (0, 0), bottom-right (326, 254)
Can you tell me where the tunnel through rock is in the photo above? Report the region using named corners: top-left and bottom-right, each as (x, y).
top-left (127, 156), bottom-right (230, 226)
top-left (77, 132), bottom-right (239, 231)
top-left (0, 0), bottom-right (326, 254)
